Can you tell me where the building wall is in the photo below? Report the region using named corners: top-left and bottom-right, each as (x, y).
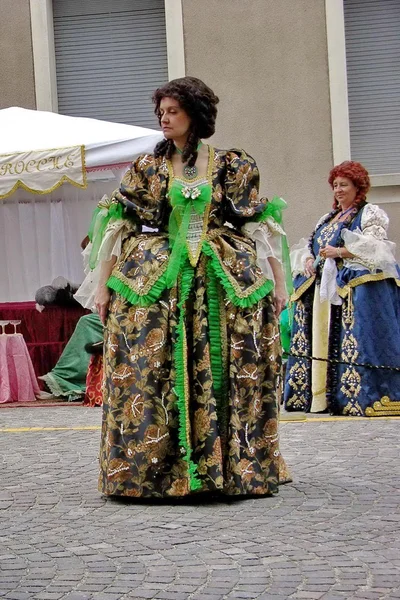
top-left (182, 0), bottom-right (334, 246)
top-left (0, 0), bottom-right (36, 109)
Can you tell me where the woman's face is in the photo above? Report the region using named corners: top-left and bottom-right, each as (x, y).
top-left (333, 176), bottom-right (358, 209)
top-left (159, 97), bottom-right (191, 142)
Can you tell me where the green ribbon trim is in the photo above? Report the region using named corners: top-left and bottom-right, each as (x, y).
top-left (203, 242), bottom-right (274, 307)
top-left (165, 181), bottom-right (212, 288)
top-left (173, 260), bottom-right (202, 491)
top-left (205, 263), bottom-right (224, 403)
top-left (88, 202), bottom-right (124, 270)
top-left (205, 262), bottom-right (229, 442)
top-left (255, 195), bottom-right (293, 296)
top-left (107, 272), bottom-right (169, 307)
top-left (255, 195), bottom-right (286, 224)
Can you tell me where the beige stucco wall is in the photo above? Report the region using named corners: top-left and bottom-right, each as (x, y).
top-left (182, 0), bottom-right (333, 247)
top-left (0, 0), bottom-right (36, 110)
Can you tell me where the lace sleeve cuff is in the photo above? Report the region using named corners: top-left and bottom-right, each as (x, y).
top-left (242, 218), bottom-right (293, 293)
top-left (342, 228), bottom-right (398, 275)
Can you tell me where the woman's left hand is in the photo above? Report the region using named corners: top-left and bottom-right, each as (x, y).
top-left (273, 284), bottom-right (287, 316)
top-left (320, 244), bottom-right (339, 259)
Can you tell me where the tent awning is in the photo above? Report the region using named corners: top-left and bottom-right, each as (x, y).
top-left (0, 107), bottom-right (163, 199)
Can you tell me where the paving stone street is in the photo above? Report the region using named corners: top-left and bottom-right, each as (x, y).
top-left (1, 406), bottom-right (399, 600)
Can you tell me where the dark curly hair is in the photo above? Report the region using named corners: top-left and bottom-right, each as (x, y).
top-left (328, 160), bottom-right (370, 209)
top-left (152, 76), bottom-right (219, 168)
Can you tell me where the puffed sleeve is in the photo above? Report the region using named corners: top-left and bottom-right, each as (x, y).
top-left (114, 154), bottom-right (168, 228)
top-left (224, 149), bottom-right (264, 223)
top-left (87, 154), bottom-right (167, 270)
top-left (224, 150), bottom-right (292, 292)
top-left (341, 204), bottom-right (398, 275)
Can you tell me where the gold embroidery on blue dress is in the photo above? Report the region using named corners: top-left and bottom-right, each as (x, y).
top-left (337, 273), bottom-right (400, 298)
top-left (316, 221), bottom-right (340, 248)
top-left (286, 301), bottom-right (310, 409)
top-left (287, 361), bottom-right (309, 408)
top-left (341, 334), bottom-right (359, 362)
top-left (290, 275), bottom-right (316, 302)
top-left (340, 290), bottom-right (362, 414)
top-left (365, 396), bottom-right (400, 417)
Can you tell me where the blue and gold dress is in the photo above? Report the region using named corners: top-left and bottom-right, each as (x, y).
top-left (284, 203), bottom-right (400, 416)
top-left (88, 147), bottom-right (291, 498)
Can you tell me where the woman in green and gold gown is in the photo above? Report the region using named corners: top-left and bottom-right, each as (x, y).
top-left (86, 77), bottom-right (292, 498)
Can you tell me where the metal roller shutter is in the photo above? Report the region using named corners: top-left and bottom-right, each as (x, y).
top-left (53, 0), bottom-right (168, 128)
top-left (343, 0), bottom-right (400, 174)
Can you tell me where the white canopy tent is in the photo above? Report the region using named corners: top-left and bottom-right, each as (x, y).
top-left (0, 108), bottom-right (163, 302)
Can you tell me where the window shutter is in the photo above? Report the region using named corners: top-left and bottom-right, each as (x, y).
top-left (344, 0), bottom-right (400, 174)
top-left (53, 0), bottom-right (168, 129)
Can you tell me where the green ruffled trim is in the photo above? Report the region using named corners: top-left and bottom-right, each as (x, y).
top-left (173, 261), bottom-right (202, 491)
top-left (203, 242), bottom-right (274, 307)
top-left (206, 263), bottom-right (229, 440)
top-left (107, 272), bottom-right (168, 307)
top-left (205, 263), bottom-right (224, 402)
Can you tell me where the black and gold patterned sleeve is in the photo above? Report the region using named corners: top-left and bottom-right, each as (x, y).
top-left (223, 149), bottom-right (268, 226)
top-left (113, 154), bottom-right (168, 229)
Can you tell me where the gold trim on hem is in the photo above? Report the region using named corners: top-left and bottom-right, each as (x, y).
top-left (290, 275), bottom-right (316, 302)
top-left (338, 273), bottom-right (400, 298)
top-left (365, 396), bottom-right (400, 417)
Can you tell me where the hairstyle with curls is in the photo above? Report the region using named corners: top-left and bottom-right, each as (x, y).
top-left (152, 76), bottom-right (219, 168)
top-left (308, 161), bottom-right (370, 255)
top-left (328, 160), bottom-right (370, 209)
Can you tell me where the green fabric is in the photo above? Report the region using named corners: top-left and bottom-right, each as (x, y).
top-left (40, 313), bottom-right (103, 399)
top-left (165, 180), bottom-right (212, 288)
top-left (88, 202), bottom-right (124, 270)
top-left (206, 261), bottom-right (228, 438)
top-left (203, 242), bottom-right (274, 307)
top-left (256, 196), bottom-right (293, 296)
top-left (279, 306), bottom-right (292, 359)
top-left (107, 271), bottom-right (169, 307)
top-left (173, 260), bottom-right (202, 491)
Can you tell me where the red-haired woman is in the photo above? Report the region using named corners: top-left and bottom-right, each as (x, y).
top-left (284, 161), bottom-right (400, 416)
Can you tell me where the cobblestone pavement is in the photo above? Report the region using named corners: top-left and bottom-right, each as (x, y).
top-left (1, 407), bottom-right (400, 600)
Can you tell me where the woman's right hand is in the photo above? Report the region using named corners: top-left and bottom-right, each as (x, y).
top-left (95, 284), bottom-right (111, 324)
top-left (304, 256), bottom-right (316, 277)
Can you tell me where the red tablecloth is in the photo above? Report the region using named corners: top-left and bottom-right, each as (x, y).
top-left (0, 302), bottom-right (89, 378)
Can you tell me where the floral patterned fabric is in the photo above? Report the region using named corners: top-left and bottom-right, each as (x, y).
top-left (84, 355), bottom-right (103, 407)
top-left (98, 147), bottom-right (290, 498)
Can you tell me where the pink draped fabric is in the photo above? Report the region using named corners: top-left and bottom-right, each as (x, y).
top-left (0, 334), bottom-right (40, 403)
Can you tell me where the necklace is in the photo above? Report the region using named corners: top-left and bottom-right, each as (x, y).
top-left (339, 206), bottom-right (354, 219)
top-left (175, 142), bottom-right (202, 180)
top-left (337, 205), bottom-right (356, 221)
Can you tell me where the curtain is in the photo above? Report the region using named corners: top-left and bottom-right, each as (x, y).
top-left (0, 178), bottom-right (119, 302)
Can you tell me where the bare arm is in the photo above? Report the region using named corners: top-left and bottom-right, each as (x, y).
top-left (94, 257), bottom-right (117, 324)
top-left (268, 256), bottom-right (287, 316)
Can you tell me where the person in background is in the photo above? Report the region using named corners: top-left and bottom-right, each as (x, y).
top-left (38, 237), bottom-right (104, 401)
top-left (284, 161), bottom-right (400, 416)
